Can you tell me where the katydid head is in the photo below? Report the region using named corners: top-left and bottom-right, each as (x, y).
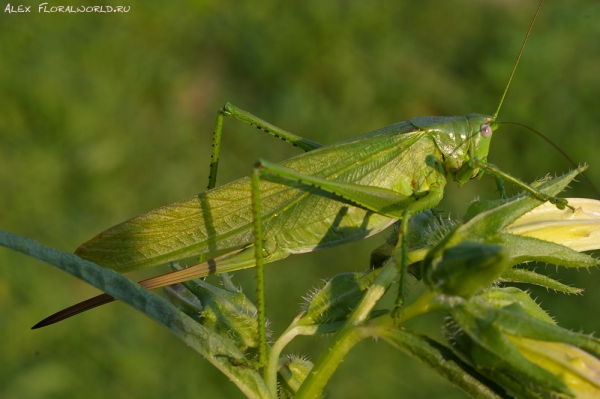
top-left (452, 113), bottom-right (498, 185)
top-left (410, 113), bottom-right (497, 185)
top-left (414, 114), bottom-right (497, 186)
top-left (466, 114), bottom-right (497, 163)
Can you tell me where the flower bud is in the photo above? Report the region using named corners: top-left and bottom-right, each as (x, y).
top-left (425, 242), bottom-right (508, 298)
top-left (165, 278), bottom-right (260, 350)
top-left (302, 269), bottom-right (379, 325)
top-left (447, 288), bottom-right (600, 398)
top-left (277, 355), bottom-right (316, 398)
top-left (507, 335), bottom-right (600, 398)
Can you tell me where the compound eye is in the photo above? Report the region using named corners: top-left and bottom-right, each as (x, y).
top-left (480, 124), bottom-right (492, 138)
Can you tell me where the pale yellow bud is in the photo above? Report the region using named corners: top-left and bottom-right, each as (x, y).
top-left (506, 198), bottom-right (600, 252)
top-left (507, 335), bottom-right (600, 398)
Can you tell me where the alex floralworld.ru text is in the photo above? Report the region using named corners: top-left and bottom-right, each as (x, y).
top-left (4, 3), bottom-right (131, 13)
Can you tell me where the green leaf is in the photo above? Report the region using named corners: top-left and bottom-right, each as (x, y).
top-left (445, 320), bottom-right (548, 399)
top-left (0, 229), bottom-right (271, 399)
top-left (497, 233), bottom-right (598, 269)
top-left (499, 268), bottom-right (583, 294)
top-left (476, 287), bottom-right (555, 324)
top-left (167, 270), bottom-right (261, 350)
top-left (378, 328), bottom-right (507, 399)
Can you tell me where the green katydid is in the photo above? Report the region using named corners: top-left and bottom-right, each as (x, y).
top-left (34, 0), bottom-right (570, 362)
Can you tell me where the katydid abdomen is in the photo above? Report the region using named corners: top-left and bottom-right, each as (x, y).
top-left (75, 119), bottom-right (447, 274)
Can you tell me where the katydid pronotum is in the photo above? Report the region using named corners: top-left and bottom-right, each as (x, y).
top-left (34, 0), bottom-right (575, 367)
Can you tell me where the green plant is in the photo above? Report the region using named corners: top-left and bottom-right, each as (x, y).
top-left (3, 168), bottom-right (600, 398)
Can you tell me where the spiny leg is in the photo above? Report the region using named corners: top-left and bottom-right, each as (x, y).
top-left (472, 159), bottom-right (507, 200)
top-left (470, 159), bottom-right (571, 210)
top-left (208, 103), bottom-right (323, 289)
top-left (250, 165), bottom-right (268, 367)
top-left (208, 102), bottom-right (322, 189)
top-left (369, 222), bottom-right (400, 269)
top-left (254, 158), bottom-right (445, 315)
top-left (494, 175), bottom-right (507, 199)
top-left (393, 189), bottom-right (444, 312)
top-left (396, 211), bottom-right (411, 310)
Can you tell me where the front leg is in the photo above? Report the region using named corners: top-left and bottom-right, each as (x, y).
top-left (394, 187), bottom-right (445, 310)
top-left (470, 159), bottom-right (571, 210)
top-left (254, 158), bottom-right (446, 312)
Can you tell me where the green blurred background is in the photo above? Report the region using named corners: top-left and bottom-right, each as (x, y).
top-left (1, 1), bottom-right (599, 398)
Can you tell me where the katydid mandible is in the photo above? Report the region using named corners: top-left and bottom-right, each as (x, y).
top-left (35, 0), bottom-right (565, 334)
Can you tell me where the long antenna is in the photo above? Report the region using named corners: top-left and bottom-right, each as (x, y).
top-left (493, 0), bottom-right (544, 120)
top-left (500, 121), bottom-right (600, 198)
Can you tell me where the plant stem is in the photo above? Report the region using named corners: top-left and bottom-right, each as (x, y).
top-left (362, 289), bottom-right (437, 332)
top-left (264, 317), bottom-right (320, 397)
top-left (294, 257), bottom-right (439, 398)
top-left (294, 259), bottom-right (398, 398)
